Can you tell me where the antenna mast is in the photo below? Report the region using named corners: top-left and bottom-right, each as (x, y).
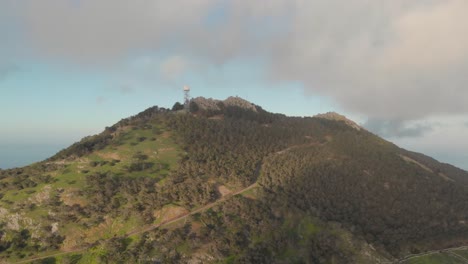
top-left (183, 85), bottom-right (191, 111)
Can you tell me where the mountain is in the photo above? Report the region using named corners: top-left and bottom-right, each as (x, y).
top-left (0, 97), bottom-right (467, 263)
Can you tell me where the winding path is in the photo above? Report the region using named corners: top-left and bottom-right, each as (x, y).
top-left (16, 141), bottom-right (467, 263)
top-left (15, 183), bottom-right (259, 264)
top-left (393, 246), bottom-right (468, 263)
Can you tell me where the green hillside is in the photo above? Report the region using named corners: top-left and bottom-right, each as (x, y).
top-left (0, 98), bottom-right (467, 263)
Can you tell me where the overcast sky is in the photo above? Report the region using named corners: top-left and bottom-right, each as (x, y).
top-left (0, 0), bottom-right (467, 170)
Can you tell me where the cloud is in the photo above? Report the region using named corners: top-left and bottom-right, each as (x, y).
top-left (5, 0), bottom-right (468, 121)
top-left (17, 0), bottom-right (218, 63)
top-left (265, 0), bottom-right (468, 120)
top-left (391, 118), bottom-right (468, 169)
top-left (159, 56), bottom-right (189, 81)
top-left (363, 119), bottom-right (433, 138)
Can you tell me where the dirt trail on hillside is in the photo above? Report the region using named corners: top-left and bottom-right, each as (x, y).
top-left (15, 183), bottom-right (259, 264)
top-left (126, 183), bottom-right (258, 236)
top-left (393, 246), bottom-right (468, 264)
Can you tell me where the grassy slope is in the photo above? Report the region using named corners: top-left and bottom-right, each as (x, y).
top-left (453, 249), bottom-right (468, 260)
top-left (402, 249), bottom-right (468, 264)
top-left (404, 253), bottom-right (466, 264)
top-left (0, 119), bottom-right (181, 262)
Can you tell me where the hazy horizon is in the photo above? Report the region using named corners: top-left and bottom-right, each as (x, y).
top-left (1, 102), bottom-right (467, 171)
top-left (0, 143), bottom-right (67, 169)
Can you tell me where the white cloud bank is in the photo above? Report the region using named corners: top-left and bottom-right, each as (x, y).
top-left (4, 0), bottom-right (468, 121)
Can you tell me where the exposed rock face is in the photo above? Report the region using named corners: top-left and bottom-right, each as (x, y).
top-left (314, 112), bottom-right (362, 130)
top-left (223, 96), bottom-right (257, 112)
top-left (191, 96), bottom-right (257, 112)
top-left (0, 207), bottom-right (36, 233)
top-left (191, 97), bottom-right (222, 111)
top-left (0, 207), bottom-right (8, 218)
top-left (51, 222), bottom-right (59, 233)
top-left (29, 185), bottom-right (52, 205)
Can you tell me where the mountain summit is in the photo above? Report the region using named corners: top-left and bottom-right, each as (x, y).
top-left (191, 96), bottom-right (258, 112)
top-left (314, 112), bottom-right (362, 130)
top-left (0, 98), bottom-right (467, 263)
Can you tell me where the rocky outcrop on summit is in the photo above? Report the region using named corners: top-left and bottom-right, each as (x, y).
top-left (223, 96), bottom-right (257, 112)
top-left (191, 97), bottom-right (222, 111)
top-left (191, 96), bottom-right (257, 112)
top-left (314, 112), bottom-right (362, 130)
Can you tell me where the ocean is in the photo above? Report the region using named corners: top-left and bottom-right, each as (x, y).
top-left (0, 143), bottom-right (66, 169)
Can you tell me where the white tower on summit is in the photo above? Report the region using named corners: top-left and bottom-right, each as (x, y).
top-left (183, 85), bottom-right (191, 110)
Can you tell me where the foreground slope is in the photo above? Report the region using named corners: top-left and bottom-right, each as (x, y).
top-left (0, 98), bottom-right (467, 263)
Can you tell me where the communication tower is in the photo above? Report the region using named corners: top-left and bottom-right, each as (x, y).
top-left (183, 85), bottom-right (191, 110)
